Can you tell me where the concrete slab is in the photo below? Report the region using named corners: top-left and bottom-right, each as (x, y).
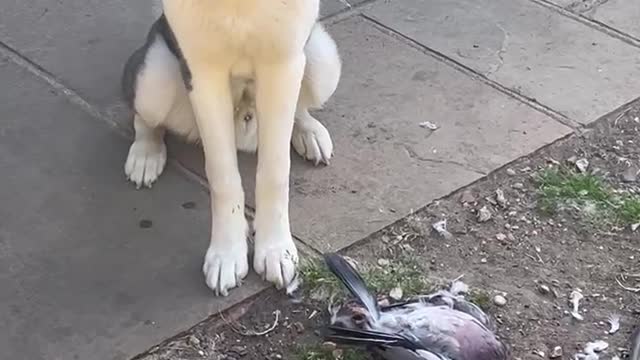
top-left (0, 57), bottom-right (266, 360)
top-left (168, 17), bottom-right (571, 252)
top-left (551, 0), bottom-right (640, 40)
top-left (0, 0), bottom-right (353, 127)
top-left (365, 0), bottom-right (640, 124)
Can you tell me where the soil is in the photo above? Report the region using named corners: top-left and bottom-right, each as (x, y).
top-left (133, 102), bottom-right (640, 360)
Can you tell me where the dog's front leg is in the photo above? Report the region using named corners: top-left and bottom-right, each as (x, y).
top-left (253, 55), bottom-right (306, 289)
top-left (189, 67), bottom-right (249, 296)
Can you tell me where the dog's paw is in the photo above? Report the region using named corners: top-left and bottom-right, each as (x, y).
top-left (253, 235), bottom-right (299, 289)
top-left (203, 235), bottom-right (249, 296)
top-left (124, 139), bottom-right (167, 189)
top-left (292, 118), bottom-right (333, 166)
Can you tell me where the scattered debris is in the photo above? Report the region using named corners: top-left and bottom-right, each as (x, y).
top-left (538, 284), bottom-right (550, 295)
top-left (606, 314), bottom-right (621, 334)
top-left (222, 310), bottom-right (281, 337)
top-left (550, 345), bottom-right (563, 358)
top-left (495, 189), bottom-right (507, 207)
top-left (493, 295), bottom-right (507, 307)
top-left (569, 290), bottom-right (584, 320)
top-left (419, 121), bottom-right (440, 130)
top-left (574, 340), bottom-right (609, 360)
top-left (615, 275), bottom-right (640, 293)
top-left (377, 258), bottom-right (390, 267)
top-left (576, 158), bottom-right (590, 173)
top-left (432, 219), bottom-right (454, 239)
top-left (477, 206), bottom-right (493, 222)
top-left (389, 287), bottom-right (403, 300)
top-left (460, 189), bottom-right (476, 204)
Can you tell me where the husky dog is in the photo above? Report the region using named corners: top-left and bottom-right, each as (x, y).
top-left (121, 1), bottom-right (341, 296)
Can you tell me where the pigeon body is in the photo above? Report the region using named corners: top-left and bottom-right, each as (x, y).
top-left (323, 253), bottom-right (509, 360)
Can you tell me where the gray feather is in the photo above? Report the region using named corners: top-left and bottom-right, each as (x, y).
top-left (323, 253), bottom-right (380, 320)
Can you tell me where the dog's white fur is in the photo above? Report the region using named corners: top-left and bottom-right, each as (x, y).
top-left (124, 0), bottom-right (341, 295)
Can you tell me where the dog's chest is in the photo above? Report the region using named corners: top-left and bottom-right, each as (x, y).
top-left (163, 0), bottom-right (319, 66)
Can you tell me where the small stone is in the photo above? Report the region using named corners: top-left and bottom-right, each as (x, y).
top-left (292, 321), bottom-right (305, 334)
top-left (419, 121), bottom-right (440, 130)
top-left (622, 167), bottom-right (639, 183)
top-left (495, 189), bottom-right (507, 207)
top-left (460, 190), bottom-right (476, 204)
top-left (507, 233), bottom-right (516, 242)
top-left (188, 335), bottom-right (200, 346)
top-left (506, 168), bottom-right (517, 176)
top-left (575, 158), bottom-right (589, 173)
top-left (632, 223), bottom-right (640, 232)
top-left (432, 219), bottom-right (454, 239)
top-left (389, 287), bottom-right (404, 300)
top-left (496, 233), bottom-right (507, 241)
top-left (538, 284), bottom-right (550, 295)
top-left (477, 206), bottom-right (493, 222)
top-left (480, 258), bottom-right (488, 264)
top-left (493, 295), bottom-right (507, 306)
top-left (377, 258), bottom-right (390, 267)
top-left (321, 342), bottom-right (337, 352)
top-left (512, 183), bottom-right (524, 189)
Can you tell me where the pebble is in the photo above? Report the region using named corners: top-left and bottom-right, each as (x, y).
top-left (575, 158), bottom-right (589, 173)
top-left (506, 168), bottom-right (517, 176)
top-left (632, 223), bottom-right (640, 232)
top-left (538, 284), bottom-right (550, 295)
top-left (389, 287), bottom-right (404, 300)
top-left (460, 190), bottom-right (476, 204)
top-left (377, 258), bottom-right (390, 267)
top-left (493, 295), bottom-right (507, 306)
top-left (477, 206), bottom-right (493, 222)
top-left (480, 258), bottom-right (488, 263)
top-left (188, 335), bottom-right (200, 346)
top-left (292, 321), bottom-right (305, 334)
top-left (512, 182), bottom-right (524, 189)
top-left (495, 189), bottom-right (507, 207)
top-left (496, 233), bottom-right (507, 241)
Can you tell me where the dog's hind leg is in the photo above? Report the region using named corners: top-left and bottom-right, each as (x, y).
top-left (123, 28), bottom-right (194, 188)
top-left (292, 23), bottom-right (342, 165)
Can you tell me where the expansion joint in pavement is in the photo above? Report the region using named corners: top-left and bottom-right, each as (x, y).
top-left (359, 14), bottom-right (583, 132)
top-left (0, 39), bottom-right (132, 139)
top-left (529, 0), bottom-right (640, 48)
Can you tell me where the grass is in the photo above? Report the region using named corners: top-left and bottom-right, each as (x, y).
top-left (535, 167), bottom-right (640, 226)
top-left (294, 345), bottom-right (368, 360)
top-left (468, 289), bottom-right (492, 310)
top-left (299, 255), bottom-right (432, 302)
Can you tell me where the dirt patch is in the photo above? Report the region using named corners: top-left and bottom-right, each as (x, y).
top-left (132, 102), bottom-right (640, 360)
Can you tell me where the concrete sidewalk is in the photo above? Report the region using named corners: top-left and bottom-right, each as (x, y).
top-left (1, 0), bottom-right (638, 359)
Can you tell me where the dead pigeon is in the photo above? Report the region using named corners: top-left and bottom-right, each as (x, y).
top-left (631, 327), bottom-right (640, 360)
top-left (322, 253), bottom-right (509, 360)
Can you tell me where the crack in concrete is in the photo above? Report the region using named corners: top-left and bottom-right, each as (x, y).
top-left (402, 144), bottom-right (488, 175)
top-left (485, 23), bottom-right (510, 77)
